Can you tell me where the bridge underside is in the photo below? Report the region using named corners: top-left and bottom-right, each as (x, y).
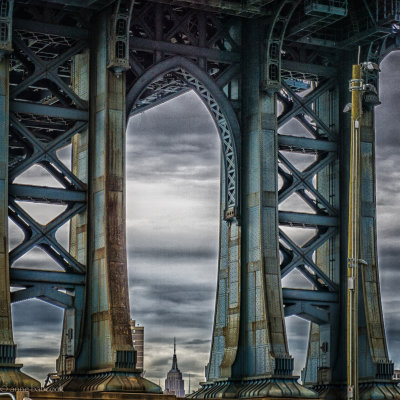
top-left (0, 0), bottom-right (400, 399)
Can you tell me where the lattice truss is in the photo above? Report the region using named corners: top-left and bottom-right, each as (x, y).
top-left (8, 4), bottom-right (89, 309)
top-left (277, 73), bottom-right (339, 324)
top-left (128, 1), bottom-right (241, 214)
top-left (128, 1), bottom-right (241, 103)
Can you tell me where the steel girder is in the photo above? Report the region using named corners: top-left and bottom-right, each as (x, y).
top-left (127, 2), bottom-right (400, 399)
top-left (277, 63), bottom-right (341, 389)
top-left (0, 1), bottom-right (90, 389)
top-left (142, 0), bottom-right (274, 18)
top-left (0, 0), bottom-right (399, 397)
top-left (0, 29), bottom-right (41, 389)
top-left (127, 5), bottom-right (314, 398)
top-left (0, 0), bottom-right (161, 392)
top-left (8, 12), bottom-right (88, 309)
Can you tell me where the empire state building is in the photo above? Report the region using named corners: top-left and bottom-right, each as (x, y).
top-left (164, 339), bottom-right (185, 397)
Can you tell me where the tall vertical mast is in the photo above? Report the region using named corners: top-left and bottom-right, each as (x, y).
top-left (347, 63), bottom-right (363, 400)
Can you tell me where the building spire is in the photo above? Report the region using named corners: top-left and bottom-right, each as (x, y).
top-left (164, 337), bottom-right (185, 397)
top-left (171, 338), bottom-right (178, 370)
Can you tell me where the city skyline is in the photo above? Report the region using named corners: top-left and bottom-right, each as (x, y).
top-left (9, 51), bottom-right (400, 392)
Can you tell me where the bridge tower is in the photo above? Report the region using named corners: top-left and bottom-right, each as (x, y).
top-left (0, 0), bottom-right (399, 399)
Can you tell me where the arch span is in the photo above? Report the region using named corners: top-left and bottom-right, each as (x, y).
top-left (127, 55), bottom-right (242, 380)
top-left (126, 56), bottom-right (241, 217)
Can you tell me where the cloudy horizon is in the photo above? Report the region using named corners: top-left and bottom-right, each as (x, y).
top-left (9, 51), bottom-right (400, 392)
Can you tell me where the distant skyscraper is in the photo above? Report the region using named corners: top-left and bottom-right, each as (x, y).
top-left (130, 320), bottom-right (144, 371)
top-left (164, 338), bottom-right (185, 397)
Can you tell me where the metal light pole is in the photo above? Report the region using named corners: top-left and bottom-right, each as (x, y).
top-left (347, 63), bottom-right (363, 400)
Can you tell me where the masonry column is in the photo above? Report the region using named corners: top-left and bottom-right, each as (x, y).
top-left (0, 53), bottom-right (39, 388)
top-left (59, 9), bottom-right (160, 392)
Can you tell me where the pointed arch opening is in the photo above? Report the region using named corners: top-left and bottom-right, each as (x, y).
top-left (126, 57), bottom-right (241, 389)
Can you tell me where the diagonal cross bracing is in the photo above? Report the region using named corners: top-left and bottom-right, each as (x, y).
top-left (278, 73), bottom-right (339, 315)
top-left (6, 6), bottom-right (89, 321)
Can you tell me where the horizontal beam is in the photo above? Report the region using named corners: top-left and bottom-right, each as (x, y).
top-left (10, 269), bottom-right (85, 287)
top-left (278, 134), bottom-right (337, 153)
top-left (284, 301), bottom-right (330, 324)
top-left (281, 59), bottom-right (337, 78)
top-left (295, 27), bottom-right (392, 50)
top-left (295, 37), bottom-right (337, 48)
top-left (11, 285), bottom-right (73, 308)
top-left (42, 0), bottom-right (114, 10)
top-left (286, 16), bottom-right (320, 37)
top-left (10, 101), bottom-right (88, 121)
top-left (148, 0), bottom-right (267, 16)
top-left (279, 211), bottom-right (338, 227)
top-left (130, 37), bottom-right (240, 63)
top-left (13, 18), bottom-right (88, 40)
top-left (339, 26), bottom-right (391, 49)
top-left (9, 184), bottom-right (86, 204)
top-left (282, 288), bottom-right (338, 304)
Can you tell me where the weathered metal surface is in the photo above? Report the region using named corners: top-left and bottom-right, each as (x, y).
top-left (39, 0), bottom-right (115, 10)
top-left (0, 50), bottom-right (39, 390)
top-left (301, 79), bottom-right (340, 387)
top-left (28, 391), bottom-right (177, 400)
top-left (0, 0), bottom-right (400, 398)
top-left (359, 109), bottom-right (391, 372)
top-left (145, 0), bottom-right (274, 17)
top-left (57, 49), bottom-right (90, 377)
top-left (0, 53), bottom-right (12, 355)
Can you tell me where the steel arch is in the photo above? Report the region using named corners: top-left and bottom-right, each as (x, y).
top-left (126, 55), bottom-right (241, 218)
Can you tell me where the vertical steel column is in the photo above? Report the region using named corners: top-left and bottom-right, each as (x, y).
top-left (222, 19), bottom-right (315, 398)
top-left (57, 9), bottom-right (160, 392)
top-left (302, 83), bottom-right (341, 387)
top-left (0, 55), bottom-right (39, 389)
top-left (358, 109), bottom-right (389, 375)
top-left (85, 9), bottom-right (130, 372)
top-left (57, 50), bottom-right (90, 377)
top-left (356, 101), bottom-right (398, 397)
top-left (196, 18), bottom-right (317, 399)
top-left (237, 18), bottom-right (288, 379)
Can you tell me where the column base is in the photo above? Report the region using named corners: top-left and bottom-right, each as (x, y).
top-left (44, 371), bottom-right (162, 393)
top-left (24, 391), bottom-right (175, 400)
top-left (0, 365), bottom-right (41, 389)
top-left (313, 381), bottom-right (400, 399)
top-left (190, 378), bottom-right (319, 399)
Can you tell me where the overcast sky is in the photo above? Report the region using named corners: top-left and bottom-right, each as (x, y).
top-left (9, 51), bottom-right (400, 391)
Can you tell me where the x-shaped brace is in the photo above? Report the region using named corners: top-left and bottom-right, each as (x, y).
top-left (278, 151), bottom-right (337, 216)
top-left (278, 78), bottom-right (336, 138)
top-left (9, 199), bottom-right (85, 273)
top-left (11, 36), bottom-right (88, 110)
top-left (280, 227), bottom-right (338, 291)
top-left (9, 116), bottom-right (87, 191)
